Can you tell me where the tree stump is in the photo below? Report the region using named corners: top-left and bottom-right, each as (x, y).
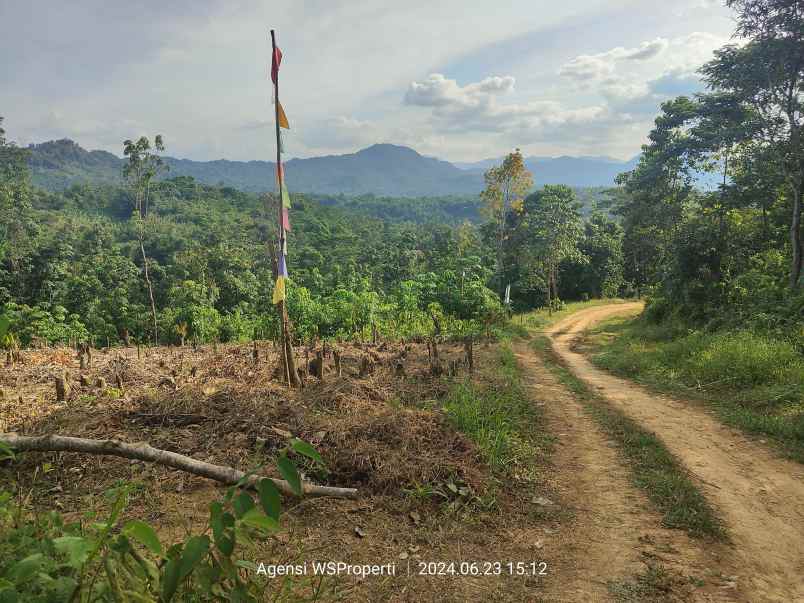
top-left (333, 350), bottom-right (342, 377)
top-left (79, 374), bottom-right (90, 387)
top-left (359, 355), bottom-right (373, 377)
top-left (55, 372), bottom-right (70, 402)
top-left (464, 337), bottom-right (474, 374)
top-left (311, 350), bottom-right (324, 380)
top-left (429, 338), bottom-right (442, 376)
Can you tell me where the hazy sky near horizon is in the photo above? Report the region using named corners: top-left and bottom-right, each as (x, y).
top-left (0, 0), bottom-right (736, 162)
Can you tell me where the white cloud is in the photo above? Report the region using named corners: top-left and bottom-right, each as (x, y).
top-left (559, 38), bottom-right (670, 80)
top-left (404, 29), bottom-right (730, 158)
top-left (405, 73), bottom-right (607, 142)
top-left (0, 0), bottom-right (736, 162)
top-left (404, 74), bottom-right (515, 109)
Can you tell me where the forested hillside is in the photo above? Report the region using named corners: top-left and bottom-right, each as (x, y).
top-left (28, 139), bottom-right (635, 198)
top-left (27, 139), bottom-right (483, 196)
top-left (1, 120), bottom-right (624, 349)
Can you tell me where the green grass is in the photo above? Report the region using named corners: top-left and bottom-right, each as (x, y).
top-left (586, 316), bottom-right (804, 463)
top-left (443, 344), bottom-right (551, 475)
top-left (531, 335), bottom-right (726, 540)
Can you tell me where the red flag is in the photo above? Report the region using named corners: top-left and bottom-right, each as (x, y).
top-left (276, 162), bottom-right (284, 185)
top-left (271, 46), bottom-right (282, 84)
top-left (282, 206), bottom-right (291, 231)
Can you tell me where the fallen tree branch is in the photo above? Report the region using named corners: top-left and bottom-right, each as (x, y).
top-left (0, 432), bottom-right (357, 499)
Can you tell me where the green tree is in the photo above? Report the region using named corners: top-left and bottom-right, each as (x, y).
top-left (520, 185), bottom-right (584, 310)
top-left (702, 0), bottom-right (804, 288)
top-left (480, 149), bottom-right (533, 299)
top-left (123, 135), bottom-right (167, 343)
top-left (0, 117), bottom-right (36, 302)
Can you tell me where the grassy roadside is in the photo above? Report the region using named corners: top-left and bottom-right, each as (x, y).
top-left (443, 344), bottom-right (552, 477)
top-left (585, 315), bottom-right (804, 464)
top-left (520, 303), bottom-right (725, 540)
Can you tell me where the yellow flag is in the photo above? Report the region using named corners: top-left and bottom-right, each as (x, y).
top-left (272, 275), bottom-right (286, 304)
top-left (277, 101), bottom-right (290, 129)
top-left (281, 184), bottom-right (291, 208)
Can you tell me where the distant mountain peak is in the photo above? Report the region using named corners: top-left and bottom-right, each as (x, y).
top-left (25, 137), bottom-right (642, 195)
top-left (356, 143), bottom-right (423, 158)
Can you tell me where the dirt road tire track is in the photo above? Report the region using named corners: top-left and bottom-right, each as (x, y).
top-left (513, 342), bottom-right (740, 602)
top-left (547, 303), bottom-right (804, 602)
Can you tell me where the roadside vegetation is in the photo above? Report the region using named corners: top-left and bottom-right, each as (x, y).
top-left (585, 314), bottom-right (804, 463)
top-left (444, 344), bottom-right (551, 476)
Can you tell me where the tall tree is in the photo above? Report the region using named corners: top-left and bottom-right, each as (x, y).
top-left (702, 0), bottom-right (804, 287)
top-left (480, 149), bottom-right (533, 299)
top-left (0, 117), bottom-right (36, 302)
top-left (123, 135), bottom-right (167, 344)
top-left (520, 185), bottom-right (584, 310)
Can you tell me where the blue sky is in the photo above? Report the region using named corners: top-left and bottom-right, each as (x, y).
top-left (0, 0), bottom-right (735, 162)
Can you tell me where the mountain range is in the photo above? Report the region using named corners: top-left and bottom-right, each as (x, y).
top-left (27, 139), bottom-right (638, 196)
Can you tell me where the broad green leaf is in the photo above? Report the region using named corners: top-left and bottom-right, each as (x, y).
top-left (49, 576), bottom-right (78, 601)
top-left (53, 536), bottom-right (93, 569)
top-left (178, 535), bottom-right (210, 580)
top-left (123, 520), bottom-right (162, 555)
top-left (277, 456), bottom-right (302, 497)
top-left (0, 587), bottom-right (19, 603)
top-left (291, 439), bottom-right (324, 464)
top-left (257, 478), bottom-right (281, 520)
top-left (160, 557), bottom-right (181, 603)
top-left (8, 554), bottom-right (44, 584)
top-left (209, 502), bottom-right (224, 543)
top-left (239, 508), bottom-right (279, 533)
top-left (212, 508), bottom-right (235, 556)
top-left (232, 492), bottom-right (254, 519)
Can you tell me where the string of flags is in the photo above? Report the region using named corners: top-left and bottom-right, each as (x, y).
top-left (271, 36), bottom-right (292, 305)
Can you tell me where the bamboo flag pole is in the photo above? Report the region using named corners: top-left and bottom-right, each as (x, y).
top-left (270, 29), bottom-right (300, 387)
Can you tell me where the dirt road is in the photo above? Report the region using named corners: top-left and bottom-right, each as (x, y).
top-left (546, 303), bottom-right (804, 602)
top-left (513, 342), bottom-right (739, 602)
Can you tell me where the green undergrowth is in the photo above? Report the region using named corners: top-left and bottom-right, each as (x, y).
top-left (530, 335), bottom-right (726, 541)
top-left (586, 315), bottom-right (804, 464)
top-left (443, 344), bottom-right (551, 477)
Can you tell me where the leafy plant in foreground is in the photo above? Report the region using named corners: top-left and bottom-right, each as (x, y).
top-left (0, 443), bottom-right (323, 602)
